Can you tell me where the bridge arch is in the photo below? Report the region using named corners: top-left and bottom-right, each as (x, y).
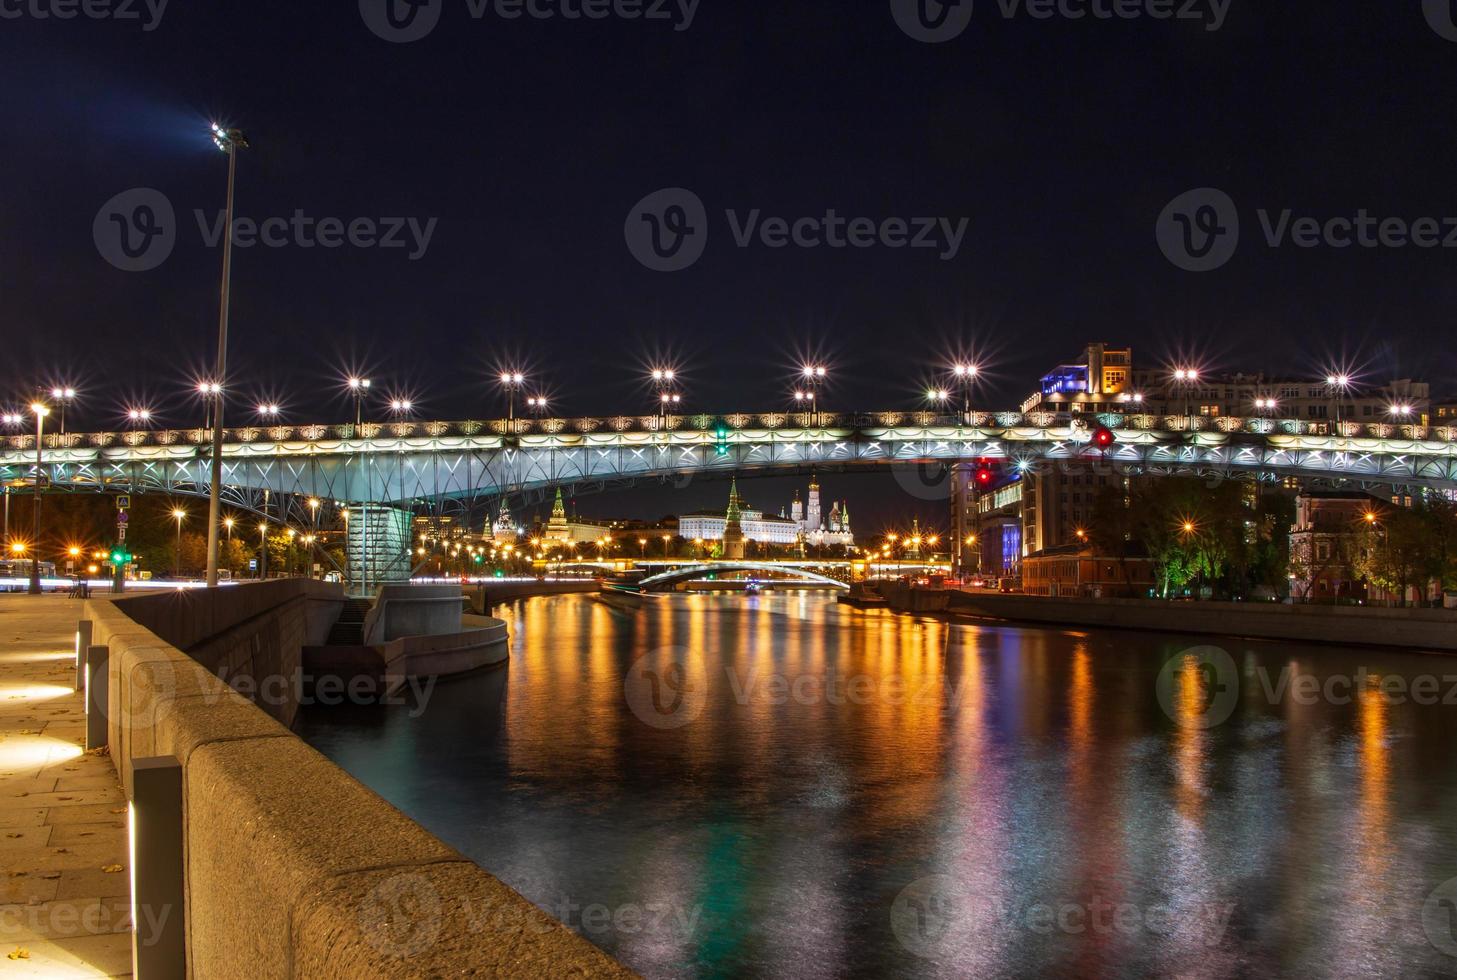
top-left (637, 562), bottom-right (851, 592)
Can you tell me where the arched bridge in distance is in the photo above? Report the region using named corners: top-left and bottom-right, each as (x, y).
top-left (4, 409), bottom-right (1457, 526)
top-left (636, 562), bottom-right (855, 592)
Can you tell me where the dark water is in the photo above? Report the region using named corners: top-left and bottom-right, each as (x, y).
top-left (297, 593), bottom-right (1457, 979)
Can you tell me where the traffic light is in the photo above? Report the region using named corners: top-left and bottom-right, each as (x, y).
top-left (976, 465), bottom-right (995, 486)
top-left (109, 548), bottom-right (132, 566)
top-left (1091, 425), bottom-right (1115, 449)
top-left (712, 417), bottom-right (732, 457)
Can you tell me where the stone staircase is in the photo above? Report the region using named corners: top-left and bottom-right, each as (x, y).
top-left (326, 598), bottom-right (372, 646)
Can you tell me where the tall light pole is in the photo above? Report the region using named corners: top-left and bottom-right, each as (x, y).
top-left (205, 123), bottom-right (249, 589)
top-left (1173, 368), bottom-right (1200, 419)
top-left (801, 366), bottom-right (827, 426)
top-left (48, 388), bottom-right (76, 437)
top-left (172, 508), bottom-right (187, 580)
top-left (27, 400), bottom-right (49, 595)
top-left (952, 363), bottom-right (978, 422)
top-left (499, 372), bottom-right (525, 424)
top-left (1326, 374), bottom-right (1352, 431)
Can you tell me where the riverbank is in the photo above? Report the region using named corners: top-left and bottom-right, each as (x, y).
top-left (942, 590), bottom-right (1457, 652)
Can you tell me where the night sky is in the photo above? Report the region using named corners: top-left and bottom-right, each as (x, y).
top-left (3, 1), bottom-right (1455, 525)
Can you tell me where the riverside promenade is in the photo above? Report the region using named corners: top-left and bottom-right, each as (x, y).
top-left (0, 595), bottom-right (130, 978)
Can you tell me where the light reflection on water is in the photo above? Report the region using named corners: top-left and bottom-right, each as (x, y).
top-left (297, 592), bottom-right (1457, 978)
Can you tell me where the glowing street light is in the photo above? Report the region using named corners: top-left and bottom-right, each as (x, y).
top-left (48, 387), bottom-right (76, 436)
top-left (498, 372), bottom-right (526, 423)
top-left (128, 408), bottom-right (153, 430)
top-left (347, 377), bottom-right (373, 426)
top-left (256, 403), bottom-right (281, 421)
top-left (204, 121), bottom-right (248, 592)
top-left (26, 400), bottom-right (49, 594)
top-left (172, 508), bottom-right (187, 579)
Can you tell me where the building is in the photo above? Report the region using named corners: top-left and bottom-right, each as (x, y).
top-left (543, 488), bottom-right (616, 543)
top-left (1288, 491), bottom-right (1383, 601)
top-left (787, 476), bottom-right (855, 548)
top-left (491, 499), bottom-right (520, 543)
top-left (722, 479), bottom-right (746, 559)
top-left (678, 476), bottom-right (854, 549)
top-left (1021, 545), bottom-right (1156, 598)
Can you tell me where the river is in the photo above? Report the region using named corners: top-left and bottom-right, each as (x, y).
top-left (297, 592), bottom-right (1457, 978)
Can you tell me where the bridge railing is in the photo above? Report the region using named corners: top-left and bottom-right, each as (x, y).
top-left (6, 412), bottom-right (1457, 454)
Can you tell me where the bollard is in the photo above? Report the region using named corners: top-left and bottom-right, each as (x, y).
top-left (86, 645), bottom-right (109, 751)
top-left (75, 620), bottom-right (92, 692)
top-left (130, 755), bottom-right (186, 980)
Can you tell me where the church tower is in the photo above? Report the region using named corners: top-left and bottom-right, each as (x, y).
top-left (546, 487), bottom-right (569, 540)
top-left (806, 474), bottom-right (822, 532)
top-left (722, 478), bottom-right (746, 559)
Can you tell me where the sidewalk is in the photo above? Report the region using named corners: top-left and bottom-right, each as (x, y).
top-left (0, 596), bottom-right (130, 978)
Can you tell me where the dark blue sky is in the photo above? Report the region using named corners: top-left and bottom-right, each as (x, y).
top-left (2, 1), bottom-right (1455, 526)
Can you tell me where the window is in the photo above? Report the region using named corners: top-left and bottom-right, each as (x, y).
top-left (1317, 541), bottom-right (1332, 561)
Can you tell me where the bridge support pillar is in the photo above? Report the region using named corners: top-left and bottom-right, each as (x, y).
top-left (346, 505), bottom-right (413, 594)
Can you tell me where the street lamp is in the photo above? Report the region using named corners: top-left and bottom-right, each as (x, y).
top-left (526, 395), bottom-right (548, 418)
top-left (48, 387), bottom-right (76, 436)
top-left (1325, 374), bottom-right (1352, 430)
top-left (952, 363), bottom-right (979, 421)
top-left (1173, 368), bottom-right (1200, 418)
top-left (257, 521), bottom-right (269, 579)
top-left (801, 365), bottom-right (827, 426)
top-left (256, 403), bottom-right (281, 422)
top-left (389, 398), bottom-right (414, 418)
top-left (27, 400), bottom-right (48, 595)
top-left (128, 408), bottom-right (154, 429)
top-left (498, 372), bottom-right (525, 423)
top-left (1254, 397), bottom-right (1278, 418)
top-left (347, 377), bottom-right (373, 426)
top-left (172, 508), bottom-right (187, 580)
top-left (203, 119), bottom-right (249, 591)
top-left (926, 389), bottom-right (950, 414)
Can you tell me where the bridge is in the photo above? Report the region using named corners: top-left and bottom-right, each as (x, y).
top-left (636, 562), bottom-right (854, 591)
top-left (5, 411), bottom-right (1455, 527)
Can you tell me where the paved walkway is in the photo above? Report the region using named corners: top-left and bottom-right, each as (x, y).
top-left (0, 596), bottom-right (130, 978)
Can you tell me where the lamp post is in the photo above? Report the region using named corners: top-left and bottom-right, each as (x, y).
top-left (499, 372), bottom-right (525, 424)
top-left (205, 123), bottom-right (249, 590)
top-left (48, 388), bottom-right (76, 437)
top-left (801, 366), bottom-right (827, 426)
top-left (1173, 368), bottom-right (1200, 419)
top-left (952, 363), bottom-right (978, 422)
top-left (28, 400), bottom-right (49, 595)
top-left (172, 508), bottom-right (186, 580)
top-left (1326, 374), bottom-right (1352, 432)
top-left (128, 408), bottom-right (153, 430)
top-left (257, 522), bottom-right (268, 580)
top-left (926, 388), bottom-right (950, 417)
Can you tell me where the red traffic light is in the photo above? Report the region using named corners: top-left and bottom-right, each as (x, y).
top-left (976, 468), bottom-right (994, 484)
top-left (1091, 425), bottom-right (1115, 449)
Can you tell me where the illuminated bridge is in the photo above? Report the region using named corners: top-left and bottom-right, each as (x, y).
top-left (4, 410), bottom-right (1457, 527)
